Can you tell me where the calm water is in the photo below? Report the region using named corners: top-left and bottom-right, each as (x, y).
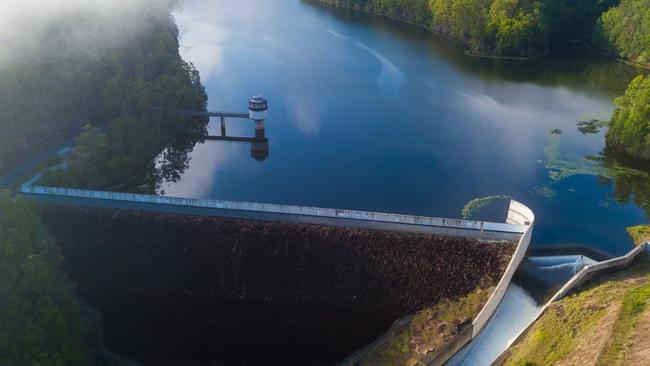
top-left (154, 0), bottom-right (649, 256)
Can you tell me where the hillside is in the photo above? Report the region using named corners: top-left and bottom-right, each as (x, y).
top-left (498, 255), bottom-right (650, 365)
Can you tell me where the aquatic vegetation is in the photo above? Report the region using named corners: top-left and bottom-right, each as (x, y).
top-left (529, 184), bottom-right (557, 199)
top-left (540, 135), bottom-right (647, 184)
top-left (577, 119), bottom-right (608, 134)
top-left (462, 195), bottom-right (510, 219)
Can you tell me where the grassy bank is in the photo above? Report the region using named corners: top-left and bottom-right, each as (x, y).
top-left (498, 256), bottom-right (650, 365)
top-left (346, 284), bottom-right (495, 365)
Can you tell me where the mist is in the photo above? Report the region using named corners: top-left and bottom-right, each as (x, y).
top-left (0, 0), bottom-right (177, 68)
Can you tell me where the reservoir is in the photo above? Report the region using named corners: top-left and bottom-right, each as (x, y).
top-left (147, 0), bottom-right (648, 256)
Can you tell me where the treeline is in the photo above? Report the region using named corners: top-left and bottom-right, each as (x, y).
top-left (320, 0), bottom-right (620, 57)
top-left (0, 2), bottom-right (207, 363)
top-left (41, 6), bottom-right (208, 189)
top-left (593, 0), bottom-right (650, 66)
top-left (0, 1), bottom-right (207, 189)
top-left (606, 75), bottom-right (650, 160)
top-left (0, 192), bottom-right (85, 365)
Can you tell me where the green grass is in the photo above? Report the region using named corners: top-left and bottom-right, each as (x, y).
top-left (597, 284), bottom-right (650, 365)
top-left (360, 284), bottom-right (495, 366)
top-left (627, 225), bottom-right (650, 246)
top-left (500, 259), bottom-right (650, 366)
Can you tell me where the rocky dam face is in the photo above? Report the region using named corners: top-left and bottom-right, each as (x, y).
top-left (40, 206), bottom-right (515, 365)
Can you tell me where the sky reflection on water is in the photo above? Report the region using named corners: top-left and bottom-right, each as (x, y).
top-left (153, 0), bottom-right (650, 256)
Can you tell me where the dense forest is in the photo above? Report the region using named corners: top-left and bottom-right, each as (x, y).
top-left (0, 1), bottom-right (207, 363)
top-left (0, 192), bottom-right (85, 365)
top-left (606, 75), bottom-right (650, 159)
top-left (0, 0), bottom-right (207, 188)
top-left (319, 0), bottom-right (646, 59)
top-left (593, 0), bottom-right (650, 66)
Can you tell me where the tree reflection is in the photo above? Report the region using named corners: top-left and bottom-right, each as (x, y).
top-left (124, 138), bottom-right (198, 195)
top-left (600, 149), bottom-right (650, 217)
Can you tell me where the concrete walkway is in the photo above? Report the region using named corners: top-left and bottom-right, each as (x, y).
top-left (0, 139), bottom-right (74, 189)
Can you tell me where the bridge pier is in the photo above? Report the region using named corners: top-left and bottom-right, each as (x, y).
top-left (182, 95), bottom-right (270, 160)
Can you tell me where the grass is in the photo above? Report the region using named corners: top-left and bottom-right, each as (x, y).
top-left (627, 225), bottom-right (650, 246)
top-left (359, 283), bottom-right (495, 366)
top-left (597, 284), bottom-right (650, 365)
top-left (499, 258), bottom-right (650, 366)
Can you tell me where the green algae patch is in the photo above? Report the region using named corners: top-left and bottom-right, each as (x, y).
top-left (498, 258), bottom-right (650, 366)
top-left (354, 284), bottom-right (495, 366)
top-left (528, 184), bottom-right (557, 200)
top-left (534, 134), bottom-right (648, 201)
top-left (627, 225), bottom-right (650, 246)
top-left (577, 119), bottom-right (608, 134)
top-left (461, 195), bottom-right (510, 219)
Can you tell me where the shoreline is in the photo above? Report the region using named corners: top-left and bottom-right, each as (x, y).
top-left (581, 42), bottom-right (650, 70)
top-left (314, 0), bottom-right (649, 68)
top-left (313, 0), bottom-right (549, 61)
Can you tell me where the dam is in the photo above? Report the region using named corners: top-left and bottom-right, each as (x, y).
top-left (12, 93), bottom-right (538, 365)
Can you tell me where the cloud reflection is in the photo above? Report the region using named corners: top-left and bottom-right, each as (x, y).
top-left (174, 6), bottom-right (229, 80)
top-left (161, 141), bottom-right (242, 198)
top-left (328, 29), bottom-right (405, 93)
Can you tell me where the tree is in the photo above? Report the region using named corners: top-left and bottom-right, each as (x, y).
top-left (606, 75), bottom-right (650, 159)
top-left (0, 192), bottom-right (86, 365)
top-left (592, 0), bottom-right (650, 66)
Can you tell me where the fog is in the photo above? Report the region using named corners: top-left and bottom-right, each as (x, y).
top-left (0, 0), bottom-right (177, 67)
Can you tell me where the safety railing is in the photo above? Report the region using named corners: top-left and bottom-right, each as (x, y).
top-left (20, 185), bottom-right (528, 235)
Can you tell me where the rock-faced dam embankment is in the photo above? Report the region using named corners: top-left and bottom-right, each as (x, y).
top-left (40, 206), bottom-right (516, 365)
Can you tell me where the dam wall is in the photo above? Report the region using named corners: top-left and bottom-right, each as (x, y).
top-left (426, 200), bottom-right (535, 365)
top-left (20, 184), bottom-right (525, 241)
top-left (21, 181), bottom-right (535, 365)
top-left (39, 205), bottom-right (518, 365)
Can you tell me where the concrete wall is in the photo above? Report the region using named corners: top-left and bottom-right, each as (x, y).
top-left (20, 185), bottom-right (527, 241)
top-left (20, 183), bottom-right (536, 365)
top-left (425, 200), bottom-right (535, 366)
top-left (472, 201), bottom-right (535, 336)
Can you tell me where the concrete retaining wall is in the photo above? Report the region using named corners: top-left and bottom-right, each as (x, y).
top-left (20, 185), bottom-right (526, 241)
top-left (471, 201), bottom-right (535, 337)
top-left (423, 201), bottom-right (535, 365)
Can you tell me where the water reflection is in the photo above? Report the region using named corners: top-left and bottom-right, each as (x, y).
top-left (600, 149), bottom-right (650, 218)
top-left (161, 0), bottom-right (647, 255)
top-left (132, 117), bottom-right (270, 195)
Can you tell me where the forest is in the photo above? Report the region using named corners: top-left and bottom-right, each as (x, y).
top-left (319, 0), bottom-right (645, 60)
top-left (0, 1), bottom-right (207, 363)
top-left (0, 192), bottom-right (85, 366)
top-left (0, 0), bottom-right (207, 188)
top-left (606, 75), bottom-right (650, 160)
